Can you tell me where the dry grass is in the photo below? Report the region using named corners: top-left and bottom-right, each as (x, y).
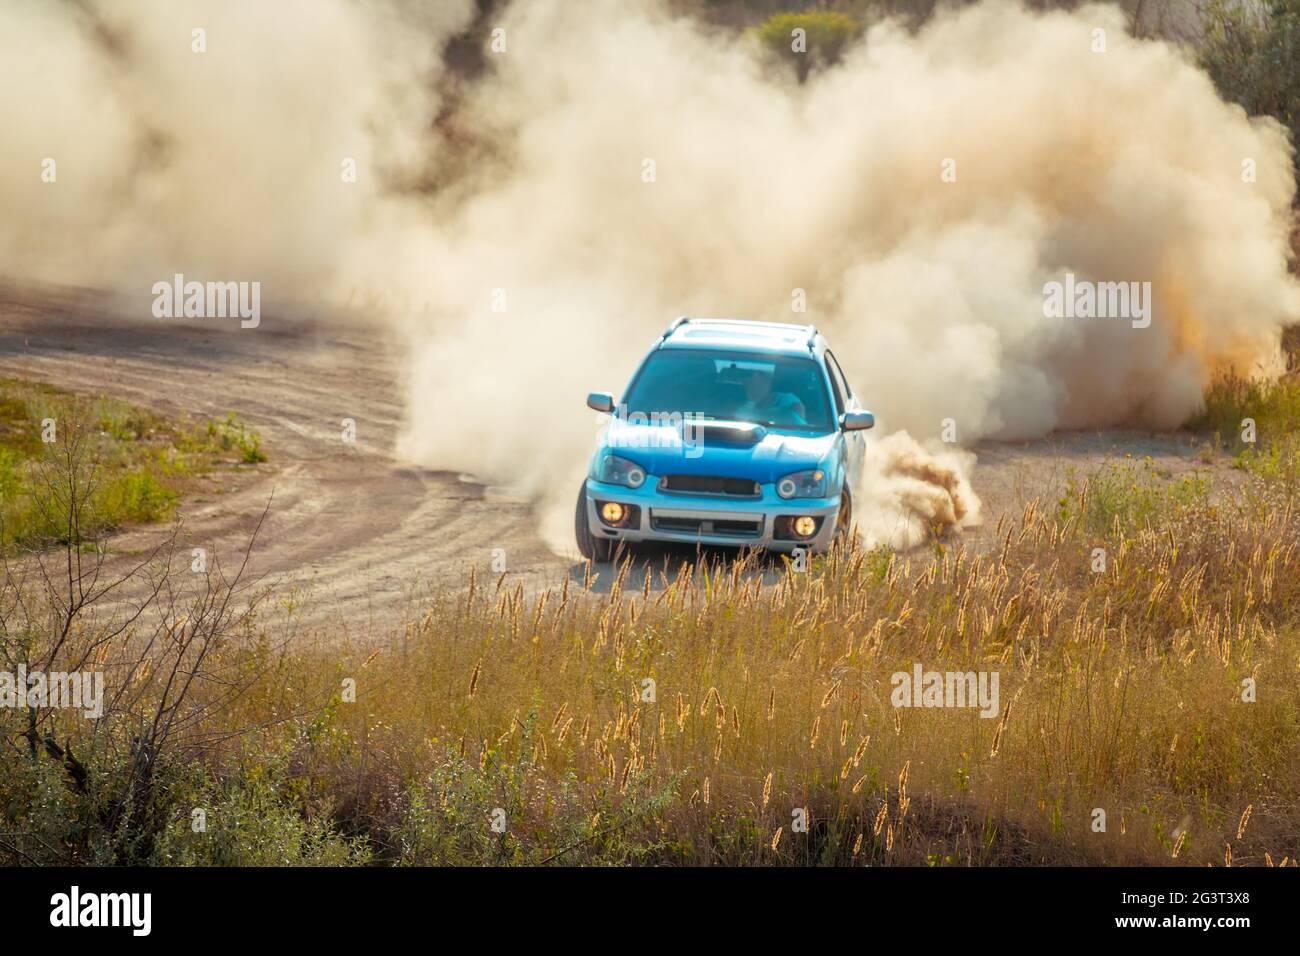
top-left (151, 472), bottom-right (1300, 866)
top-left (6, 366), bottom-right (1300, 865)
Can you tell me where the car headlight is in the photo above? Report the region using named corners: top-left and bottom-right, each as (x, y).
top-left (776, 468), bottom-right (828, 499)
top-left (593, 454), bottom-right (646, 489)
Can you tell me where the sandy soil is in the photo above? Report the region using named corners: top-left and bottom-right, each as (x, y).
top-left (0, 280), bottom-right (1237, 631)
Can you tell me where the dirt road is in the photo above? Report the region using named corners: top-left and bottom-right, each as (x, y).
top-left (0, 281), bottom-right (1232, 633)
top-left (0, 281), bottom-right (564, 634)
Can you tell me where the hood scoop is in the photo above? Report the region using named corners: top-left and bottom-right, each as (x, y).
top-left (688, 420), bottom-right (767, 447)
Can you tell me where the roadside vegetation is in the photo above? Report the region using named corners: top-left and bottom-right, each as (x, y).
top-left (2, 366), bottom-right (1299, 867)
top-left (1200, 0), bottom-right (1300, 173)
top-left (0, 378), bottom-right (265, 553)
top-left (1191, 332), bottom-right (1300, 488)
top-left (753, 10), bottom-right (866, 80)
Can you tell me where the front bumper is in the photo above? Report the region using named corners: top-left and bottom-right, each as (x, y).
top-left (584, 477), bottom-right (840, 553)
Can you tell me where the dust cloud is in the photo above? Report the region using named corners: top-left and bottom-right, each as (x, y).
top-left (2, 0), bottom-right (1297, 551)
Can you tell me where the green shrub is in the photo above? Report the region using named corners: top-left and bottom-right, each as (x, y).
top-left (0, 379), bottom-right (267, 552)
top-left (0, 446), bottom-right (22, 500)
top-left (1192, 368), bottom-right (1300, 495)
top-left (154, 762), bottom-right (370, 866)
top-left (1192, 369), bottom-right (1300, 441)
top-left (1057, 458), bottom-right (1212, 535)
top-left (94, 397), bottom-right (161, 443)
top-left (1233, 433), bottom-right (1300, 488)
top-left (1200, 0), bottom-right (1300, 176)
top-left (754, 10), bottom-right (865, 81)
top-left (398, 750), bottom-right (679, 866)
top-left (95, 468), bottom-right (178, 526)
top-left (207, 411), bottom-right (268, 463)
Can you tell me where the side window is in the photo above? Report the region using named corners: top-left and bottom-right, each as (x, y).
top-left (824, 351), bottom-right (850, 413)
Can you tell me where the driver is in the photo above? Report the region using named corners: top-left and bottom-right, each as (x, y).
top-left (734, 367), bottom-right (806, 426)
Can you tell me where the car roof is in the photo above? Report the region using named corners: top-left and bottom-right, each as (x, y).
top-left (657, 317), bottom-right (826, 358)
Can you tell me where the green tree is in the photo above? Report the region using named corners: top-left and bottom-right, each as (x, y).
top-left (1200, 0), bottom-right (1300, 173)
top-left (754, 10), bottom-right (867, 81)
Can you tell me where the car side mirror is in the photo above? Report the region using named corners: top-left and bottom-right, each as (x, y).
top-left (587, 391), bottom-right (615, 413)
top-left (840, 410), bottom-right (875, 431)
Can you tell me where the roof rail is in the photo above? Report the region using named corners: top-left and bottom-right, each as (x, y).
top-left (661, 315), bottom-right (691, 339)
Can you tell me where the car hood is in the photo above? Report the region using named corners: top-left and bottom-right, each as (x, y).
top-left (601, 418), bottom-right (837, 484)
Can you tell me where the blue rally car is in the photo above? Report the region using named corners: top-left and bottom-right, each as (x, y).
top-left (577, 316), bottom-right (875, 560)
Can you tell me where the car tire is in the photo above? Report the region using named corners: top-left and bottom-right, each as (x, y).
top-left (575, 480), bottom-right (617, 562)
top-left (834, 488), bottom-right (854, 544)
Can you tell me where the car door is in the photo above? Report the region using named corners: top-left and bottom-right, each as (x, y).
top-left (825, 350), bottom-right (866, 489)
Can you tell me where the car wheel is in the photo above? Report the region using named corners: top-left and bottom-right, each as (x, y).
top-left (834, 488), bottom-right (853, 543)
top-left (574, 480), bottom-right (616, 562)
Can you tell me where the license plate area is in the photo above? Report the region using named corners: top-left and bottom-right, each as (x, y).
top-left (650, 511), bottom-right (763, 538)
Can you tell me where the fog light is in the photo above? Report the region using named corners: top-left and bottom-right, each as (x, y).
top-left (601, 501), bottom-right (626, 524)
top-left (793, 516), bottom-right (817, 538)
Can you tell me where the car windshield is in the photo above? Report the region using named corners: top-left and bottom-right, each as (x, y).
top-left (622, 349), bottom-right (834, 433)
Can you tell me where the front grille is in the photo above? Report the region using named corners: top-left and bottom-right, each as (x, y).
top-left (650, 514), bottom-right (762, 538)
top-left (660, 474), bottom-right (761, 497)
